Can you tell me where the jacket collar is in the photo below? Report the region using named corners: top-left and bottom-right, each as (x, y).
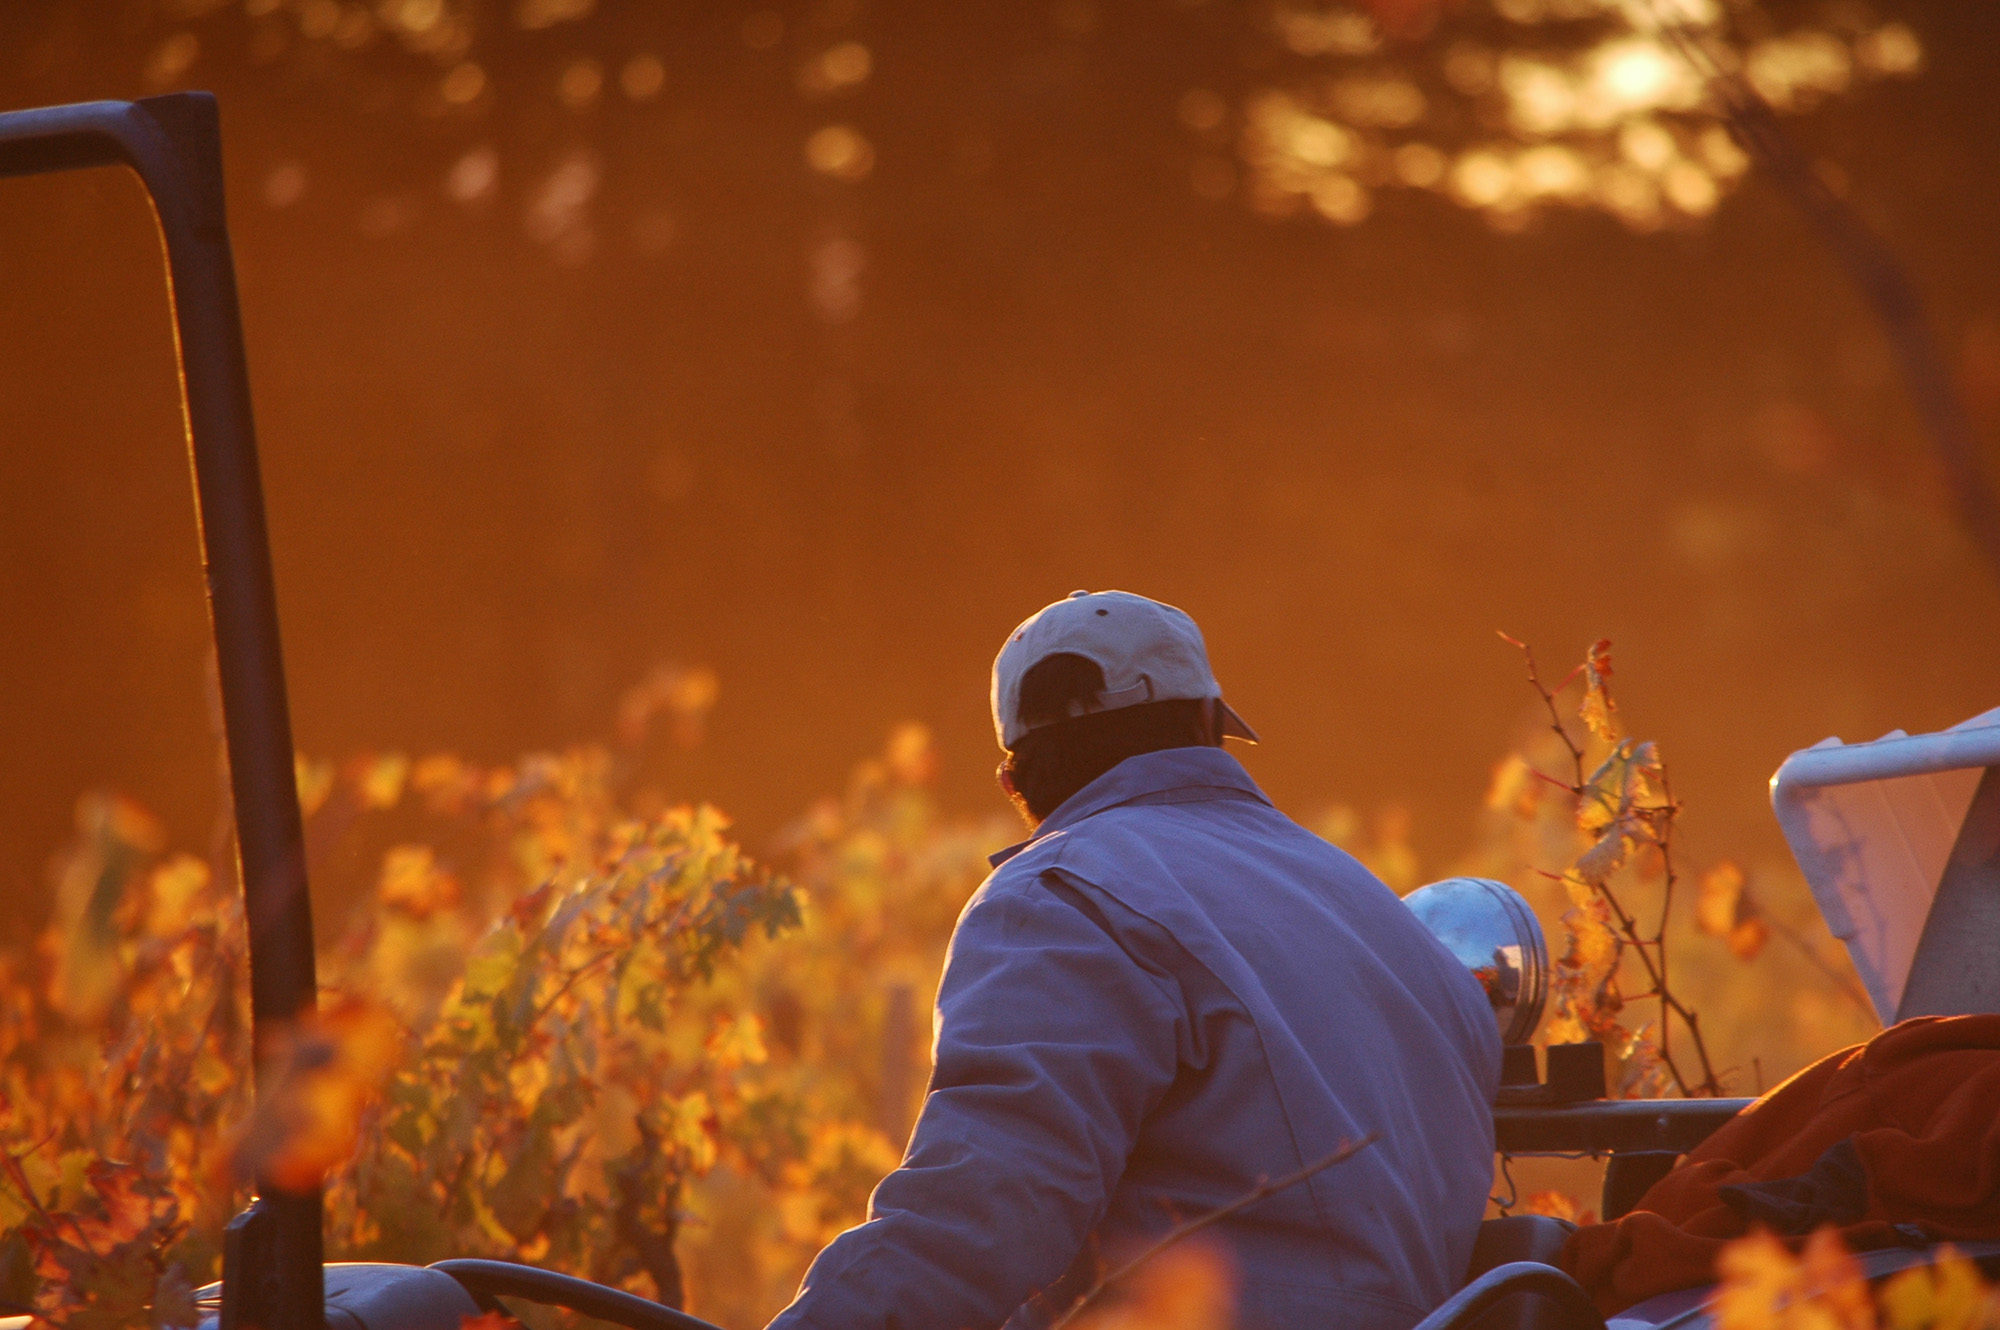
top-left (989, 746), bottom-right (1272, 867)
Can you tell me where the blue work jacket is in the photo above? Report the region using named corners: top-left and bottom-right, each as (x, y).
top-left (768, 746), bottom-right (1501, 1330)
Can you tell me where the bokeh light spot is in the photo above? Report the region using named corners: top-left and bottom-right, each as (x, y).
top-left (261, 160), bottom-right (307, 208)
top-left (392, 0), bottom-right (443, 34)
top-left (144, 32), bottom-right (200, 88)
top-left (805, 124), bottom-right (875, 181)
top-left (1450, 150), bottom-right (1512, 208)
top-left (1662, 160), bottom-right (1718, 216)
top-left (1394, 141), bottom-right (1446, 188)
top-left (620, 53), bottom-right (666, 101)
top-left (1309, 174), bottom-right (1371, 225)
top-left (445, 146), bottom-right (498, 204)
top-left (515, 0), bottom-right (594, 31)
top-left (1856, 22), bottom-right (1922, 76)
top-left (440, 60), bottom-right (485, 105)
top-left (1178, 88), bottom-right (1228, 133)
top-left (1618, 119), bottom-right (1676, 172)
top-left (801, 41), bottom-right (872, 96)
top-left (558, 58), bottom-right (604, 110)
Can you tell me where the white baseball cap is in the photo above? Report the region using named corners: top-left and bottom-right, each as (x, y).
top-left (991, 590), bottom-right (1259, 750)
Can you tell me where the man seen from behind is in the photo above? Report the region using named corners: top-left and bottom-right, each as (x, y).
top-left (767, 590), bottom-right (1502, 1330)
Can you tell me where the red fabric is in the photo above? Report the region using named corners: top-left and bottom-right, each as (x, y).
top-left (1560, 1015), bottom-right (2000, 1314)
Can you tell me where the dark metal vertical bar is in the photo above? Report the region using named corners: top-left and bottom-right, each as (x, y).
top-left (135, 92), bottom-right (319, 1052)
top-left (0, 93), bottom-right (323, 1328)
top-left (135, 92), bottom-right (325, 1330)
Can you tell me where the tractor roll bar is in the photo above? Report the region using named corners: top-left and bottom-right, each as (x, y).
top-left (0, 94), bottom-right (322, 1329)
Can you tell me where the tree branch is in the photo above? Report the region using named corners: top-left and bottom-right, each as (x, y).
top-left (1047, 1135), bottom-right (1378, 1330)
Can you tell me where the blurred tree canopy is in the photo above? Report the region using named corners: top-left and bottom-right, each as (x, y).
top-left (10, 0), bottom-right (1924, 270)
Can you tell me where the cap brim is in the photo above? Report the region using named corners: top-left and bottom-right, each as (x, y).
top-left (1218, 699), bottom-right (1259, 743)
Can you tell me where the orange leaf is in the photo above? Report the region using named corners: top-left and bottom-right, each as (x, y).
top-left (1579, 639), bottom-right (1621, 743)
top-left (226, 998), bottom-right (402, 1193)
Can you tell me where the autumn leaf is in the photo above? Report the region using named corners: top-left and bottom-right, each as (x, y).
top-left (1067, 1240), bottom-right (1236, 1330)
top-left (1697, 861), bottom-right (1771, 961)
top-left (706, 1013), bottom-right (769, 1070)
top-left (294, 754), bottom-right (336, 818)
top-left (882, 721), bottom-right (938, 787)
top-left (378, 845), bottom-right (463, 921)
top-left (142, 855), bottom-right (210, 939)
top-left (227, 998), bottom-right (403, 1193)
top-left (460, 1312), bottom-right (524, 1330)
top-left (1616, 1025), bottom-right (1674, 1100)
top-left (1717, 1228), bottom-right (1883, 1330)
top-left (1715, 1229), bottom-right (1802, 1330)
top-left (1878, 1245), bottom-right (1996, 1330)
top-left (1574, 828), bottom-right (1631, 887)
top-left (1579, 638), bottom-right (1621, 744)
top-left (1484, 753), bottom-right (1541, 819)
top-left (351, 752), bottom-right (411, 811)
top-left (1522, 1191), bottom-right (1594, 1226)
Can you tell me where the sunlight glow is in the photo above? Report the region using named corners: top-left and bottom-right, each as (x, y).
top-left (1236, 0), bottom-right (1923, 232)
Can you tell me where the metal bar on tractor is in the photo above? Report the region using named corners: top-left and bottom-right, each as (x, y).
top-left (0, 93), bottom-right (322, 1330)
top-left (1495, 1097), bottom-right (1753, 1156)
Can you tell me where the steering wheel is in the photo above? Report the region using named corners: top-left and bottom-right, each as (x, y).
top-left (430, 1260), bottom-right (727, 1330)
top-left (1407, 1262), bottom-right (1606, 1330)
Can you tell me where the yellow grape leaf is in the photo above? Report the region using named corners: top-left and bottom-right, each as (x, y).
top-left (1574, 829), bottom-right (1631, 887)
top-left (1798, 1226), bottom-right (1878, 1329)
top-left (1696, 862), bottom-right (1745, 937)
top-left (1564, 901), bottom-right (1621, 981)
top-left (55, 1150), bottom-right (95, 1211)
top-left (1484, 754), bottom-right (1541, 820)
top-left (1716, 1230), bottom-right (1801, 1330)
top-left (79, 792), bottom-right (167, 854)
top-left (1522, 1190), bottom-right (1593, 1225)
top-left (294, 754), bottom-right (335, 818)
top-left (354, 753), bottom-right (410, 811)
top-left (378, 845), bottom-right (463, 921)
top-left (706, 1012), bottom-right (769, 1070)
top-left (227, 998), bottom-right (402, 1193)
top-left (461, 928), bottom-right (525, 1003)
top-left (1697, 862), bottom-right (1770, 961)
top-left (507, 1054), bottom-right (551, 1112)
top-left (1727, 916), bottom-right (1770, 962)
top-left (1070, 1240), bottom-right (1237, 1330)
top-left (668, 1092), bottom-right (719, 1173)
top-left (1880, 1267), bottom-right (1938, 1330)
top-left (411, 753), bottom-right (475, 812)
top-left (1579, 639), bottom-right (1621, 743)
top-left (143, 854), bottom-right (210, 938)
top-left (1541, 1010), bottom-right (1589, 1045)
top-left (1623, 740), bottom-right (1668, 810)
top-left (1878, 1245), bottom-right (1992, 1330)
top-left (1617, 1026), bottom-right (1674, 1100)
top-left (885, 722), bottom-right (939, 787)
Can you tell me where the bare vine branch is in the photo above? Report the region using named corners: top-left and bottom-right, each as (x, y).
top-left (1047, 1135), bottom-right (1379, 1330)
top-left (1502, 635), bottom-right (1724, 1097)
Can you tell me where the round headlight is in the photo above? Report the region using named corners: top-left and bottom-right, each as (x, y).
top-left (1403, 876), bottom-right (1548, 1046)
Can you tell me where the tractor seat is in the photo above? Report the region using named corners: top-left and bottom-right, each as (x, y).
top-left (1466, 1214), bottom-right (1576, 1280)
top-left (1450, 1215), bottom-right (1596, 1330)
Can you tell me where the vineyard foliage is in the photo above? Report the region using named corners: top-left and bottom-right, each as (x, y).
top-left (0, 653), bottom-right (1882, 1328)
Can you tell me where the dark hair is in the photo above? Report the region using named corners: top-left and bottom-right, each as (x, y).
top-left (1001, 653), bottom-right (1216, 824)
